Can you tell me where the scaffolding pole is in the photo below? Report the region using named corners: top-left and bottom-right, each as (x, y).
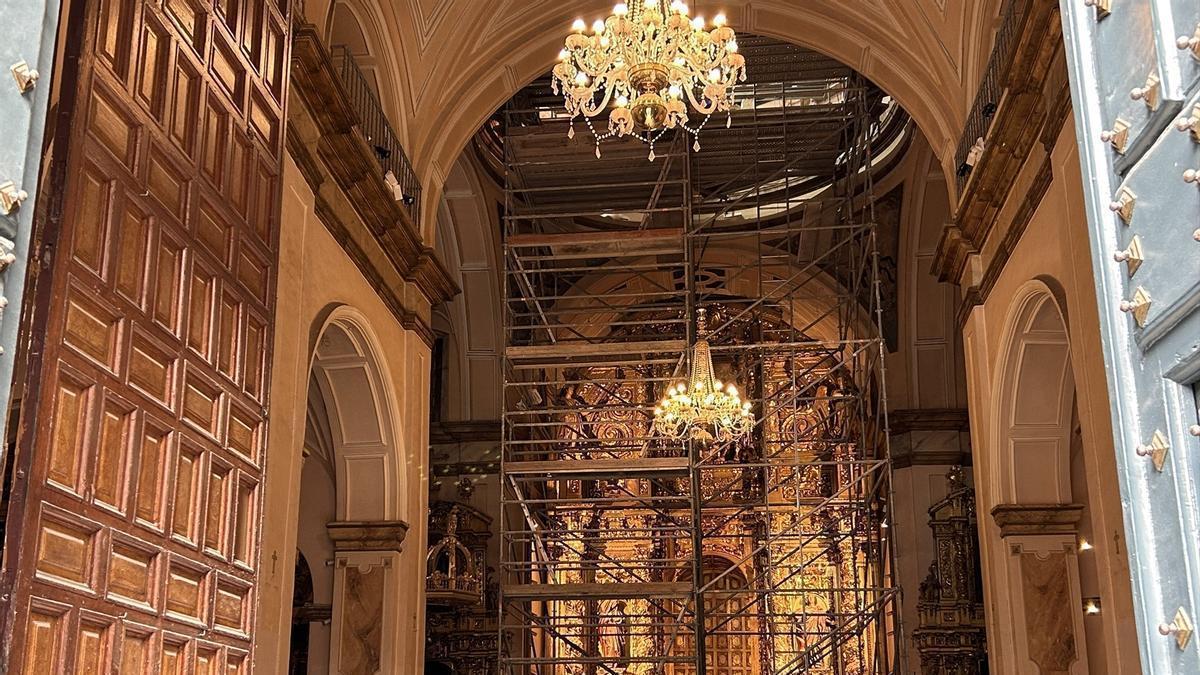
top-left (500, 38), bottom-right (900, 675)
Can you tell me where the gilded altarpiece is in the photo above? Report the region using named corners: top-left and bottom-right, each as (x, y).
top-left (535, 309), bottom-right (885, 674)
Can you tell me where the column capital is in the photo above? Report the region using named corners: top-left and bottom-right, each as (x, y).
top-left (990, 503), bottom-right (1083, 538)
top-left (327, 520), bottom-right (411, 552)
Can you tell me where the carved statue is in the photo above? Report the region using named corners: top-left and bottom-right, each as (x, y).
top-left (598, 600), bottom-right (632, 670)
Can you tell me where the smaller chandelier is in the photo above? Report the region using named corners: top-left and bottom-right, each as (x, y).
top-left (653, 309), bottom-right (754, 445)
top-left (552, 0), bottom-right (746, 161)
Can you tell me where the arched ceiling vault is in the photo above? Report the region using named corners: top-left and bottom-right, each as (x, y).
top-left (305, 0), bottom-right (999, 234)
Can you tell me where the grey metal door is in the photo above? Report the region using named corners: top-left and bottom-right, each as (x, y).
top-left (1060, 0), bottom-right (1200, 672)
top-left (0, 0), bottom-right (60, 477)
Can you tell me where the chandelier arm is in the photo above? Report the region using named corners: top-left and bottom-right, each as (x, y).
top-left (683, 85), bottom-right (719, 116)
top-left (575, 46), bottom-right (616, 79)
top-left (579, 82), bottom-right (619, 118)
top-left (682, 48), bottom-right (723, 77)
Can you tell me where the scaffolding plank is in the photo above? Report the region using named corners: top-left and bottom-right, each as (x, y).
top-left (505, 340), bottom-right (686, 360)
top-left (505, 457), bottom-right (690, 478)
top-left (507, 228), bottom-right (685, 258)
top-left (505, 582), bottom-right (693, 601)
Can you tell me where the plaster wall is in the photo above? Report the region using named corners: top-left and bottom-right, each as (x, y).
top-left (254, 154), bottom-right (432, 674)
top-left (961, 118), bottom-right (1139, 674)
top-left (891, 465), bottom-right (953, 672)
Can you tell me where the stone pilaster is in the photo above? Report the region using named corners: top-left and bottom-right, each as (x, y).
top-left (991, 504), bottom-right (1088, 674)
top-left (327, 520), bottom-right (411, 675)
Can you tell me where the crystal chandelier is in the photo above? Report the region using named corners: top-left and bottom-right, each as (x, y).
top-left (552, 0), bottom-right (746, 161)
top-left (653, 309), bottom-right (754, 444)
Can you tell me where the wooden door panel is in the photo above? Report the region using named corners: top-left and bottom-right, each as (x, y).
top-left (2, 0), bottom-right (290, 668)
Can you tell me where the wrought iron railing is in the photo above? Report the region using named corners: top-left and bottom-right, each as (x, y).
top-left (953, 0), bottom-right (1028, 196)
top-left (330, 46), bottom-right (422, 225)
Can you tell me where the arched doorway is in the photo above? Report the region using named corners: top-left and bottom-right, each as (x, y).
top-left (289, 308), bottom-right (409, 674)
top-left (290, 551), bottom-right (318, 674)
top-left (674, 557), bottom-right (757, 675)
top-left (984, 285), bottom-right (1098, 675)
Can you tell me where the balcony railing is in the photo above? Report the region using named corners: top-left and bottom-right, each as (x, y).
top-left (330, 46), bottom-right (422, 225)
top-left (953, 0), bottom-right (1028, 196)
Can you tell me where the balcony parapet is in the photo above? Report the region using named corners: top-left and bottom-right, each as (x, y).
top-left (288, 24), bottom-right (458, 342)
top-left (933, 0), bottom-right (1071, 294)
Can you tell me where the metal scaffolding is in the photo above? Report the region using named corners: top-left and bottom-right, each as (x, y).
top-left (499, 37), bottom-right (902, 675)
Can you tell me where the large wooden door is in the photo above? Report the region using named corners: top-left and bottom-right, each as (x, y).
top-left (1060, 0), bottom-right (1200, 671)
top-left (0, 0), bottom-right (290, 669)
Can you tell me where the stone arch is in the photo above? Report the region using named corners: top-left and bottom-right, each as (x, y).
top-left (408, 1), bottom-right (1001, 224)
top-left (983, 279), bottom-right (1094, 675)
top-left (991, 282), bottom-right (1075, 505)
top-left (309, 306), bottom-right (408, 522)
top-left (433, 156), bottom-right (503, 421)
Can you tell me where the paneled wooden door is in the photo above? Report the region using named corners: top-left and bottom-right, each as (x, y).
top-left (0, 0), bottom-right (291, 669)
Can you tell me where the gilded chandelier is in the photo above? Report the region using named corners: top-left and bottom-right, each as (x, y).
top-left (552, 0), bottom-right (746, 160)
top-left (653, 310), bottom-right (754, 444)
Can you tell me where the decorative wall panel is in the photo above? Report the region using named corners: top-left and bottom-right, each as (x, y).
top-left (1, 0), bottom-right (290, 668)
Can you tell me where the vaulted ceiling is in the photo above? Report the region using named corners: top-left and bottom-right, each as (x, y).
top-left (311, 0), bottom-right (1000, 224)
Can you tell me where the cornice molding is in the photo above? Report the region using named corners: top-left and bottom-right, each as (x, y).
top-left (934, 0), bottom-right (1064, 285)
top-left (290, 24), bottom-right (459, 308)
top-left (327, 520), bottom-right (411, 552)
top-left (411, 249), bottom-right (460, 307)
top-left (955, 152), bottom-right (1056, 328)
top-left (991, 503), bottom-right (1083, 538)
top-left (932, 223), bottom-right (977, 285)
top-left (430, 420), bottom-right (502, 444)
top-left (890, 408), bottom-right (970, 435)
top-left (892, 447), bottom-right (972, 470)
top-left (889, 409), bottom-right (972, 469)
top-left (308, 189), bottom-right (436, 347)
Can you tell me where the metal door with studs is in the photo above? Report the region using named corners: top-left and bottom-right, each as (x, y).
top-left (0, 0), bottom-right (60, 480)
top-left (1061, 0), bottom-right (1200, 671)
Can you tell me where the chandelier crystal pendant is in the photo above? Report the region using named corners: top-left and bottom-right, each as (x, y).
top-left (552, 0), bottom-right (746, 161)
top-left (653, 309), bottom-right (754, 445)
